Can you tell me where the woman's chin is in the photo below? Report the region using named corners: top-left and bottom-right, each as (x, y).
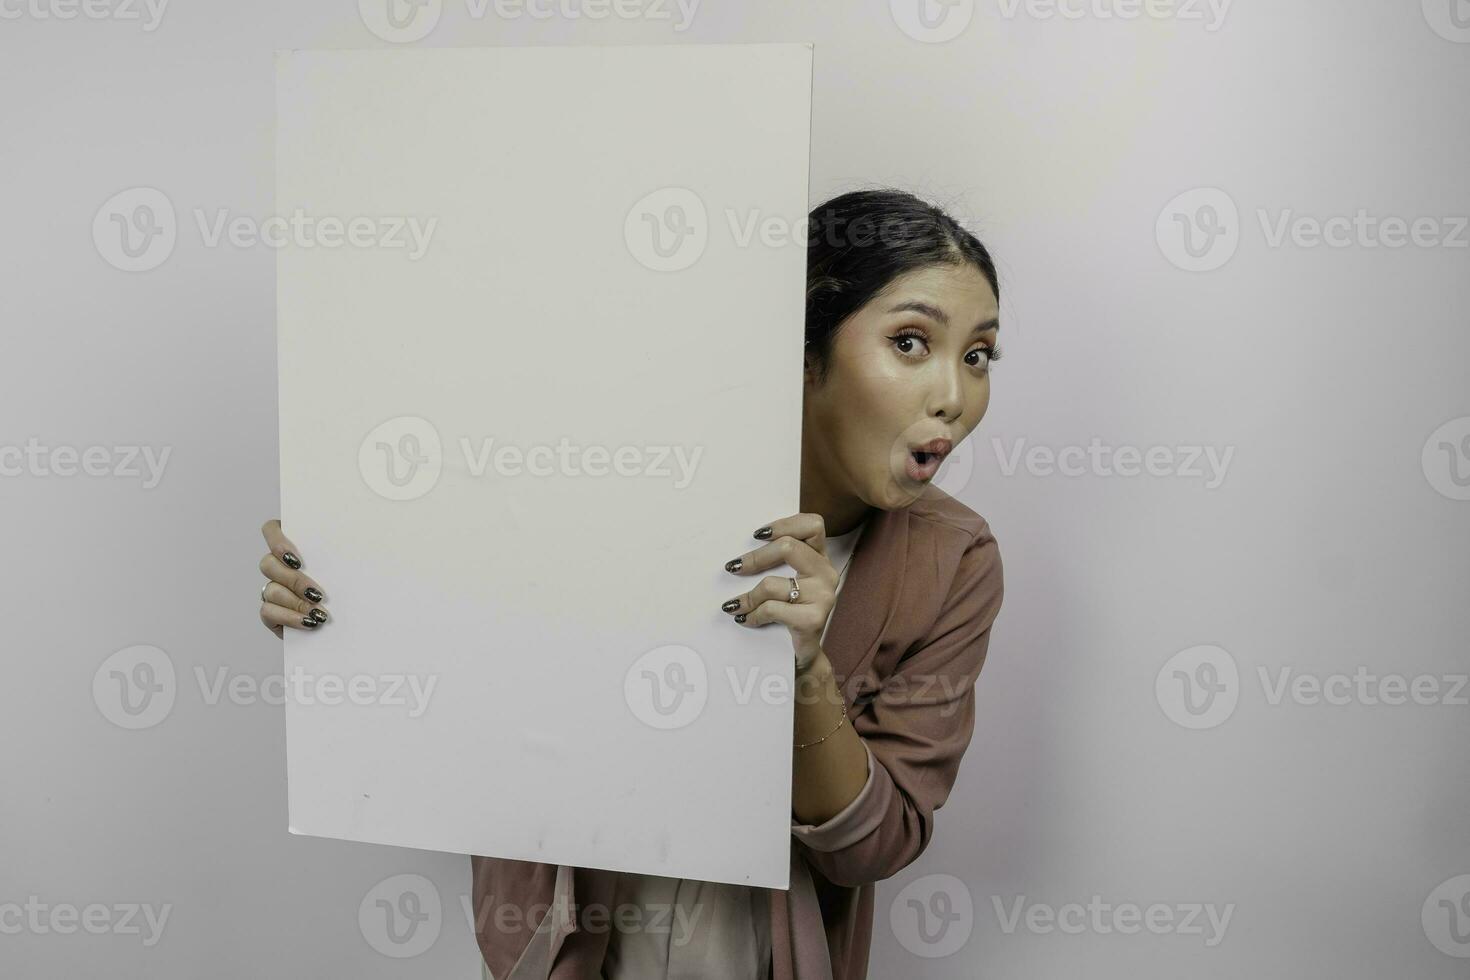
top-left (878, 476), bottom-right (926, 510)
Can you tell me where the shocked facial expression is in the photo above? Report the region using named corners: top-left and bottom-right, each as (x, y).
top-left (804, 260), bottom-right (1001, 511)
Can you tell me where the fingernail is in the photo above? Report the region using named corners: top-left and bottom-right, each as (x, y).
top-left (301, 616), bottom-right (317, 628)
top-left (753, 526), bottom-right (772, 540)
top-left (309, 608), bottom-right (328, 623)
top-left (721, 598), bottom-right (741, 613)
top-left (304, 587), bottom-right (323, 602)
top-left (282, 552), bottom-right (302, 570)
top-left (725, 558), bottom-right (743, 573)
top-left (734, 613), bottom-right (747, 624)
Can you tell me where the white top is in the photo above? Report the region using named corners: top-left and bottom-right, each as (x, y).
top-left (598, 516), bottom-right (871, 980)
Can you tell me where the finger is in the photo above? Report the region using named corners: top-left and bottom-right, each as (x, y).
top-left (260, 601), bottom-right (323, 632)
top-left (261, 518), bottom-right (305, 570)
top-left (724, 535), bottom-right (827, 578)
top-left (259, 607), bottom-right (283, 638)
top-left (262, 582), bottom-right (329, 623)
top-left (722, 575), bottom-right (815, 616)
top-left (738, 598), bottom-right (825, 632)
top-left (751, 513), bottom-right (827, 555)
top-left (259, 553), bottom-right (325, 603)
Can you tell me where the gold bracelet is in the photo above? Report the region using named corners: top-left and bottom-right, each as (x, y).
top-left (793, 686), bottom-right (848, 749)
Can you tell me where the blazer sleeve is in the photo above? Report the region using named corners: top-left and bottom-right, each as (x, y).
top-left (790, 528), bottom-right (1003, 888)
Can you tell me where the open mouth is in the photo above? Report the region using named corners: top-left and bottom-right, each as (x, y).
top-left (905, 440), bottom-right (952, 482)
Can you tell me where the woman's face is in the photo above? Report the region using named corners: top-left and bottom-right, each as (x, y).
top-left (803, 260), bottom-right (1000, 513)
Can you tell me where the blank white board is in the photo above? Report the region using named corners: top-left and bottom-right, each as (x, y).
top-left (275, 44), bottom-right (812, 889)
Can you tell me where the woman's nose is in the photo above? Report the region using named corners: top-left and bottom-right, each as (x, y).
top-left (927, 366), bottom-right (964, 422)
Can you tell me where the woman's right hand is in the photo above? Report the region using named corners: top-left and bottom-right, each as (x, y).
top-left (259, 519), bottom-right (330, 638)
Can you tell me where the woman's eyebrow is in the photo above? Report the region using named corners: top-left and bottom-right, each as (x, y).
top-left (887, 300), bottom-right (999, 335)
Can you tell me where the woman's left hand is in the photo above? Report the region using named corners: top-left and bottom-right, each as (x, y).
top-left (720, 513), bottom-right (839, 672)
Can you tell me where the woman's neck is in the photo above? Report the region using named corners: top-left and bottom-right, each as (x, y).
top-left (800, 481), bottom-right (874, 538)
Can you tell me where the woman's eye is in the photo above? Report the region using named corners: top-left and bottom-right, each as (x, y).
top-left (965, 344), bottom-right (1002, 370)
top-left (891, 334), bottom-right (929, 357)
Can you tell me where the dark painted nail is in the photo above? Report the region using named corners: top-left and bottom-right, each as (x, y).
top-left (301, 616), bottom-right (317, 628)
top-left (725, 558), bottom-right (743, 573)
top-left (304, 587), bottom-right (323, 602)
top-left (721, 598), bottom-right (741, 613)
top-left (309, 608), bottom-right (328, 623)
top-left (734, 613), bottom-right (747, 624)
top-left (753, 526), bottom-right (772, 540)
top-left (282, 552), bottom-right (302, 569)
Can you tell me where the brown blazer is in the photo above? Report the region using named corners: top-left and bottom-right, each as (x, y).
top-left (470, 485), bottom-right (1005, 980)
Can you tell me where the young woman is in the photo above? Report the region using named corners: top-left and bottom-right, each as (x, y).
top-left (258, 189), bottom-right (1006, 980)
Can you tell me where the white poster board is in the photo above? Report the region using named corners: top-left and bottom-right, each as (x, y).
top-left (275, 44), bottom-right (812, 889)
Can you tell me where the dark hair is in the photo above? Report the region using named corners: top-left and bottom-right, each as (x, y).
top-left (804, 189), bottom-right (999, 384)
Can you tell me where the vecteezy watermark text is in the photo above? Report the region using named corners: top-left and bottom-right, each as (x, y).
top-left (1156, 644), bottom-right (1468, 729)
top-left (991, 436), bottom-right (1234, 488)
top-left (92, 187), bottom-right (438, 272)
top-left (357, 0), bottom-right (699, 43)
top-left (1158, 187), bottom-right (1469, 272)
top-left (0, 896), bottom-right (171, 946)
top-left (992, 894), bottom-right (1234, 946)
top-left (0, 0), bottom-right (167, 30)
top-left (194, 209), bottom-right (436, 259)
top-left (92, 645), bottom-right (440, 730)
top-left (0, 439), bottom-right (170, 488)
top-left (359, 417), bottom-right (705, 501)
top-left (995, 0), bottom-right (1230, 29)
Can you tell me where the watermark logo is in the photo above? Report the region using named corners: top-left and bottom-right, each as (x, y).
top-left (624, 644), bottom-right (707, 729)
top-left (357, 419), bottom-right (705, 501)
top-left (890, 874), bottom-right (974, 958)
top-left (625, 188), bottom-right (708, 272)
top-left (358, 0), bottom-right (442, 42)
top-left (1158, 646), bottom-right (1465, 728)
top-left (1156, 187), bottom-right (1239, 272)
top-left (93, 187), bottom-right (176, 273)
top-left (93, 190), bottom-right (437, 272)
top-left (629, 192), bottom-right (984, 269)
top-left (93, 645), bottom-right (177, 730)
top-left (359, 874), bottom-right (442, 957)
top-left (1422, 416), bottom-right (1470, 501)
top-left (1424, 874), bottom-right (1470, 957)
top-left (359, 416), bottom-right (443, 501)
top-left (890, 0), bottom-right (974, 42)
top-left (1156, 644), bottom-right (1238, 730)
top-left (1160, 187), bottom-right (1469, 270)
top-left (1422, 0), bottom-right (1470, 43)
